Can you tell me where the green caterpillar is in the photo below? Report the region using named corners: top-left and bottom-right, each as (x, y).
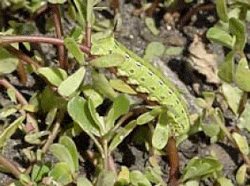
top-left (91, 37), bottom-right (189, 136)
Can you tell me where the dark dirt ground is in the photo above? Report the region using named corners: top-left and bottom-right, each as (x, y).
top-left (0, 0), bottom-right (250, 185)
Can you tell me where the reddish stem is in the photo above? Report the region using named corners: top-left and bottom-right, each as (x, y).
top-left (166, 136), bottom-right (179, 186)
top-left (51, 4), bottom-right (67, 69)
top-left (0, 35), bottom-right (91, 56)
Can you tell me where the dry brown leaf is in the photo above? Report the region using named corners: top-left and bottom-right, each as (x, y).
top-left (188, 35), bottom-right (220, 84)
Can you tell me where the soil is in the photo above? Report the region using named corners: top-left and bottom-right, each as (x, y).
top-left (0, 0), bottom-right (249, 185)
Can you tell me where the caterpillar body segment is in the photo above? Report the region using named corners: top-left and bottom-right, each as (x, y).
top-left (91, 37), bottom-right (190, 135)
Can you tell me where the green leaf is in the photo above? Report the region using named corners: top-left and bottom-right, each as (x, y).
top-left (106, 94), bottom-right (130, 130)
top-left (83, 87), bottom-right (104, 108)
top-left (144, 167), bottom-right (163, 184)
top-left (95, 170), bottom-right (116, 186)
top-left (40, 86), bottom-right (67, 112)
top-left (201, 123), bottom-right (220, 138)
top-left (87, 97), bottom-right (105, 134)
top-left (109, 120), bottom-right (137, 152)
top-left (47, 0), bottom-right (67, 4)
top-left (110, 79), bottom-right (137, 95)
top-left (216, 0), bottom-right (229, 22)
top-left (165, 46), bottom-right (183, 55)
top-left (238, 102), bottom-right (250, 132)
top-left (67, 96), bottom-right (100, 136)
top-left (72, 0), bottom-right (86, 28)
top-left (49, 162), bottom-right (73, 185)
top-left (0, 106), bottom-right (18, 118)
top-left (59, 136), bottom-right (79, 171)
top-left (0, 115), bottom-right (25, 147)
top-left (22, 104), bottom-right (37, 112)
top-left (182, 156), bottom-right (222, 182)
top-left (130, 170), bottom-right (151, 186)
top-left (195, 98), bottom-right (208, 109)
top-left (37, 67), bottom-right (67, 87)
top-left (144, 42), bottom-right (165, 61)
top-left (235, 58), bottom-right (250, 92)
top-left (0, 47), bottom-right (19, 74)
top-left (232, 132), bottom-right (249, 155)
top-left (236, 164), bottom-right (247, 185)
top-left (77, 176), bottom-right (93, 186)
top-left (202, 92), bottom-right (215, 108)
top-left (50, 144), bottom-right (75, 173)
top-left (45, 107), bottom-right (58, 126)
top-left (218, 51), bottom-right (234, 83)
top-left (31, 163), bottom-right (50, 182)
top-left (90, 53), bottom-right (125, 68)
top-left (24, 131), bottom-right (50, 144)
top-left (229, 17), bottom-right (246, 51)
top-left (64, 37), bottom-right (85, 65)
top-left (116, 166), bottom-right (130, 186)
top-left (7, 88), bottom-right (17, 103)
top-left (145, 17), bottom-right (159, 36)
top-left (152, 111), bottom-right (170, 150)
top-left (58, 66), bottom-right (85, 97)
top-left (206, 27), bottom-right (233, 48)
top-left (136, 107), bottom-right (161, 125)
top-left (92, 70), bottom-right (118, 100)
top-left (222, 83), bottom-right (243, 115)
top-left (216, 177), bottom-right (234, 186)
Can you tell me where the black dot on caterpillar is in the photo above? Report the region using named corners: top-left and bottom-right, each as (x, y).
top-left (151, 87), bottom-right (156, 91)
top-left (125, 54), bottom-right (130, 59)
top-left (160, 96), bottom-right (165, 100)
top-left (141, 77), bottom-right (145, 82)
top-left (129, 69), bottom-right (135, 74)
top-left (135, 62), bottom-right (142, 67)
top-left (176, 100), bottom-right (180, 104)
top-left (181, 109), bottom-right (185, 114)
top-left (108, 50), bottom-right (112, 54)
top-left (159, 81), bottom-right (164, 86)
top-left (148, 71), bottom-right (153, 76)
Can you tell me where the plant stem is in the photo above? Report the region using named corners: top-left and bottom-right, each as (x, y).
top-left (4, 45), bottom-right (41, 69)
top-left (0, 35), bottom-right (91, 56)
top-left (42, 110), bottom-right (64, 153)
top-left (0, 77), bottom-right (28, 105)
top-left (51, 4), bottom-right (67, 69)
top-left (0, 154), bottom-right (22, 179)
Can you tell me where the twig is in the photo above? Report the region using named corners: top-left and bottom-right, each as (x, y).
top-left (0, 35), bottom-right (91, 56)
top-left (0, 154), bottom-right (22, 179)
top-left (0, 77), bottom-right (38, 132)
top-left (42, 110), bottom-right (64, 153)
top-left (179, 3), bottom-right (215, 27)
top-left (166, 136), bottom-right (179, 186)
top-left (4, 45), bottom-right (41, 69)
top-left (51, 4), bottom-right (67, 69)
top-left (0, 77), bottom-right (28, 105)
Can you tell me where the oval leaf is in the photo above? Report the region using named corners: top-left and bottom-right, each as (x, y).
top-left (37, 67), bottom-right (67, 87)
top-left (50, 144), bottom-right (75, 173)
top-left (49, 162), bottom-right (73, 185)
top-left (232, 132), bottom-right (249, 155)
top-left (130, 170), bottom-right (151, 186)
top-left (67, 96), bottom-right (100, 136)
top-left (58, 66), bottom-right (85, 97)
top-left (218, 51), bottom-right (234, 83)
top-left (0, 48), bottom-right (19, 74)
top-left (59, 136), bottom-right (79, 171)
top-left (64, 37), bottom-right (85, 65)
top-left (235, 58), bottom-right (250, 92)
top-left (110, 79), bottom-right (137, 95)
